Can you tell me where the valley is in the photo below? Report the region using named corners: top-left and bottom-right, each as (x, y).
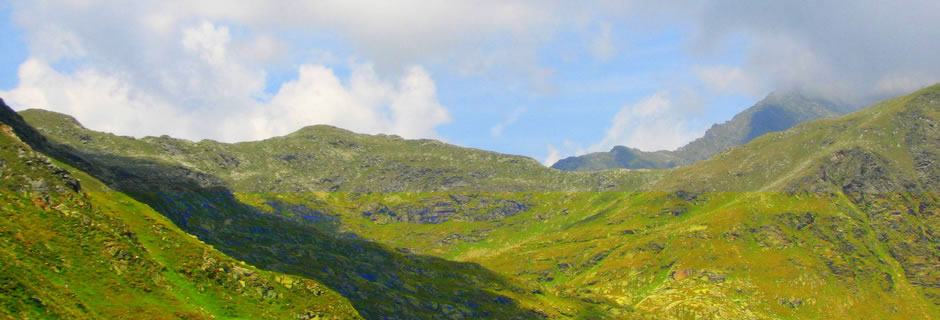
top-left (1, 84), bottom-right (938, 319)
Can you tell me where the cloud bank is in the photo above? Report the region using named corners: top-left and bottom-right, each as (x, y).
top-left (690, 0), bottom-right (940, 102)
top-left (1, 17), bottom-right (451, 142)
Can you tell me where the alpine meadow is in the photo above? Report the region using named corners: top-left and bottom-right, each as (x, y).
top-left (0, 1), bottom-right (938, 319)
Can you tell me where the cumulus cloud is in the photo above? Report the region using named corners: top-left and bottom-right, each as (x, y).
top-left (1, 17), bottom-right (450, 142)
top-left (2, 58), bottom-right (194, 138)
top-left (238, 63), bottom-right (450, 141)
top-left (590, 90), bottom-right (703, 152)
top-left (0, 0), bottom-right (586, 142)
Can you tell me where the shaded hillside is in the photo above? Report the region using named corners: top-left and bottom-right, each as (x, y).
top-left (3, 84), bottom-right (938, 319)
top-left (222, 85), bottom-right (939, 318)
top-left (552, 91), bottom-right (855, 171)
top-left (0, 101), bottom-right (361, 319)
top-left (3, 99), bottom-right (588, 319)
top-left (249, 191), bottom-right (938, 319)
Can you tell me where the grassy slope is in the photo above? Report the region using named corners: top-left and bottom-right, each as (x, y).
top-left (0, 120), bottom-right (361, 319)
top-left (650, 84), bottom-right (939, 192)
top-left (214, 86), bottom-right (938, 318)
top-left (10, 101), bottom-right (597, 319)
top-left (551, 146), bottom-right (683, 171)
top-left (17, 110), bottom-right (660, 193)
top-left (5, 85), bottom-right (939, 319)
top-left (238, 191), bottom-right (938, 319)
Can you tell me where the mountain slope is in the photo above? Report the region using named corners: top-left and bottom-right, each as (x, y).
top-left (267, 85), bottom-right (937, 318)
top-left (217, 83), bottom-right (939, 317)
top-left (650, 84), bottom-right (939, 193)
top-left (6, 100), bottom-right (587, 319)
top-left (267, 191), bottom-right (938, 318)
top-left (18, 109), bottom-right (660, 193)
top-left (3, 84), bottom-right (937, 319)
top-left (0, 102), bottom-right (361, 319)
top-left (550, 146), bottom-right (683, 171)
top-left (552, 90), bottom-right (855, 171)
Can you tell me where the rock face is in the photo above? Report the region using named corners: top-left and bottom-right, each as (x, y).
top-left (0, 124), bottom-right (81, 193)
top-left (552, 90), bottom-right (856, 171)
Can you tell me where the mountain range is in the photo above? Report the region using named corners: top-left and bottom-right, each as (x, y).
top-left (1, 84), bottom-right (937, 319)
top-left (551, 90), bottom-right (858, 171)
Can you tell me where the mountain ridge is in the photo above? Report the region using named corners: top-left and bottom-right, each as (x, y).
top-left (648, 84), bottom-right (939, 193)
top-left (0, 100), bottom-right (363, 319)
top-left (552, 90), bottom-right (858, 171)
top-left (17, 107), bottom-right (663, 193)
top-left (1, 84), bottom-right (938, 319)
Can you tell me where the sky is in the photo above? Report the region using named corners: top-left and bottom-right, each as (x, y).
top-left (0, 1), bottom-right (937, 166)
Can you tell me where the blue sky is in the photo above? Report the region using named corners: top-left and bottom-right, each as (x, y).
top-left (0, 7), bottom-right (26, 89)
top-left (1, 1), bottom-right (937, 165)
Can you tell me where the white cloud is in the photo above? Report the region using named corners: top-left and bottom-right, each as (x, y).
top-left (590, 90), bottom-right (702, 152)
top-left (2, 0), bottom-right (589, 142)
top-left (690, 1), bottom-right (940, 102)
top-left (490, 106), bottom-right (526, 137)
top-left (543, 144), bottom-right (561, 167)
top-left (6, 0), bottom-right (940, 154)
top-left (1, 58), bottom-right (195, 138)
top-left (182, 22), bottom-right (230, 66)
top-left (387, 66), bottom-right (452, 139)
top-left (236, 63), bottom-right (449, 141)
top-left (1, 19), bottom-right (450, 143)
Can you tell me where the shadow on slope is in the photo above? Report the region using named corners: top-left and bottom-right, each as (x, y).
top-left (0, 124), bottom-right (362, 319)
top-left (58, 152), bottom-right (547, 319)
top-left (0, 103), bottom-right (546, 319)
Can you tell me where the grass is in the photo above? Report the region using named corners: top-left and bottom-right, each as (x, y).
top-left (3, 84), bottom-right (938, 318)
top-left (0, 123), bottom-right (361, 319)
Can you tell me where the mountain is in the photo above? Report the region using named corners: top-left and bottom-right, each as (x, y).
top-left (18, 109), bottom-right (661, 193)
top-left (279, 85), bottom-right (935, 318)
top-left (2, 84), bottom-right (938, 319)
top-left (552, 90), bottom-right (857, 171)
top-left (550, 146), bottom-right (683, 171)
top-left (4, 101), bottom-right (570, 319)
top-left (650, 84), bottom-right (939, 193)
top-left (0, 100), bottom-right (362, 319)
